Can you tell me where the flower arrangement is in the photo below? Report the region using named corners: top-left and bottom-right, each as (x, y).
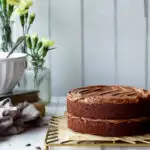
top-left (0, 0), bottom-right (55, 60)
top-left (0, 0), bottom-right (56, 103)
top-left (25, 34), bottom-right (55, 87)
top-left (26, 34), bottom-right (55, 66)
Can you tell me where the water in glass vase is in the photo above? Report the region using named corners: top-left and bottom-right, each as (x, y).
top-left (22, 63), bottom-right (51, 105)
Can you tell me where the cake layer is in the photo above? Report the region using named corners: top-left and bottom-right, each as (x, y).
top-left (67, 85), bottom-right (150, 119)
top-left (68, 113), bottom-right (150, 137)
top-left (67, 98), bottom-right (150, 119)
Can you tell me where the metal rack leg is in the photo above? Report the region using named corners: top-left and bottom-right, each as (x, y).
top-left (44, 145), bottom-right (49, 150)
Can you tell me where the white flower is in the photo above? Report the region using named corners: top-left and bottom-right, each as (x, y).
top-left (42, 38), bottom-right (55, 48)
top-left (14, 0), bottom-right (33, 15)
top-left (21, 0), bottom-right (33, 7)
top-left (7, 0), bottom-right (20, 5)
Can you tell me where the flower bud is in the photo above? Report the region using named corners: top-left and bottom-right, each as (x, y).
top-left (29, 13), bottom-right (35, 24)
top-left (42, 38), bottom-right (48, 47)
top-left (26, 35), bottom-right (32, 49)
top-left (42, 46), bottom-right (48, 57)
top-left (20, 15), bottom-right (25, 27)
top-left (25, 12), bottom-right (28, 20)
top-left (48, 40), bottom-right (55, 47)
top-left (32, 33), bottom-right (38, 49)
top-left (37, 41), bottom-right (43, 50)
top-left (24, 4), bottom-right (29, 10)
top-left (26, 0), bottom-right (32, 6)
top-left (7, 0), bottom-right (20, 5)
top-left (42, 38), bottom-right (55, 48)
top-left (8, 4), bottom-right (14, 17)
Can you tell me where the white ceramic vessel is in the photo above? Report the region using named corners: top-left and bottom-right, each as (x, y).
top-left (0, 52), bottom-right (27, 94)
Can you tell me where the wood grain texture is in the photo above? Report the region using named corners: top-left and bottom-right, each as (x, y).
top-left (50, 0), bottom-right (82, 96)
top-left (147, 0), bottom-right (150, 89)
top-left (84, 0), bottom-right (115, 86)
top-left (117, 0), bottom-right (145, 88)
top-left (144, 0), bottom-right (149, 89)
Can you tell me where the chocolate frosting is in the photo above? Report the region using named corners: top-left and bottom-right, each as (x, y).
top-left (67, 85), bottom-right (150, 104)
top-left (68, 113), bottom-right (150, 124)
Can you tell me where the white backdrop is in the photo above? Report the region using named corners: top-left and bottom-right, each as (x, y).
top-left (14, 0), bottom-right (150, 96)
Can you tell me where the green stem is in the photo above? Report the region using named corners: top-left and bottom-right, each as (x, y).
top-left (1, 23), bottom-right (12, 52)
top-left (0, 7), bottom-right (12, 52)
top-left (27, 24), bottom-right (31, 34)
top-left (26, 52), bottom-right (33, 58)
top-left (33, 64), bottom-right (39, 88)
top-left (22, 22), bottom-right (31, 53)
top-left (22, 26), bottom-right (26, 53)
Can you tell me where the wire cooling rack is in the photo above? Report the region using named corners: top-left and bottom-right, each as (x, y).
top-left (44, 116), bottom-right (150, 150)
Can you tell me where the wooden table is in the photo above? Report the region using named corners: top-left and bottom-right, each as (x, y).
top-left (0, 97), bottom-right (150, 150)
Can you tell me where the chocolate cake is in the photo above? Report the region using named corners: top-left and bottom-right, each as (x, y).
top-left (67, 85), bottom-right (150, 136)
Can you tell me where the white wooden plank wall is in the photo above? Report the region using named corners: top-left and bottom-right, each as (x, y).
top-left (117, 0), bottom-right (145, 88)
top-left (50, 0), bottom-right (82, 96)
top-left (148, 0), bottom-right (150, 88)
top-left (84, 0), bottom-right (115, 86)
top-left (14, 0), bottom-right (150, 96)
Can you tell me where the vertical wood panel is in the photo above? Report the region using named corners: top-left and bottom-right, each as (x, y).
top-left (84, 0), bottom-right (115, 86)
top-left (117, 0), bottom-right (145, 88)
top-left (144, 0), bottom-right (149, 89)
top-left (30, 0), bottom-right (50, 67)
top-left (114, 0), bottom-right (118, 84)
top-left (50, 0), bottom-right (82, 96)
top-left (29, 0), bottom-right (49, 37)
top-left (147, 0), bottom-right (150, 89)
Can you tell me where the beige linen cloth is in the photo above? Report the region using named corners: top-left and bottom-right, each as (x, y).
top-left (0, 98), bottom-right (49, 135)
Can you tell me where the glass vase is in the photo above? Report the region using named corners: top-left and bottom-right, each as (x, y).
top-left (21, 62), bottom-right (51, 105)
top-left (0, 21), bottom-right (12, 52)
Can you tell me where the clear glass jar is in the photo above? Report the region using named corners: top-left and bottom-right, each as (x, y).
top-left (0, 21), bottom-right (12, 52)
top-left (21, 61), bottom-right (51, 105)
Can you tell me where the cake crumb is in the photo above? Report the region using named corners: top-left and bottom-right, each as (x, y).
top-left (36, 146), bottom-right (41, 150)
top-left (26, 143), bottom-right (31, 147)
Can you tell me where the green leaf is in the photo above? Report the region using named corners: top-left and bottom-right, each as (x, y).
top-left (20, 15), bottom-right (25, 27)
top-left (48, 47), bottom-right (56, 51)
top-left (8, 4), bottom-right (14, 17)
top-left (29, 13), bottom-right (35, 24)
top-left (26, 35), bottom-right (32, 49)
top-left (6, 36), bottom-right (26, 58)
top-left (32, 34), bottom-right (38, 49)
top-left (36, 41), bottom-right (42, 50)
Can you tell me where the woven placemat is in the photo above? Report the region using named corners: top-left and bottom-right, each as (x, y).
top-left (44, 116), bottom-right (150, 149)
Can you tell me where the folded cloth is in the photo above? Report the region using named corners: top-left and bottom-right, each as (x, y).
top-left (0, 98), bottom-right (47, 135)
